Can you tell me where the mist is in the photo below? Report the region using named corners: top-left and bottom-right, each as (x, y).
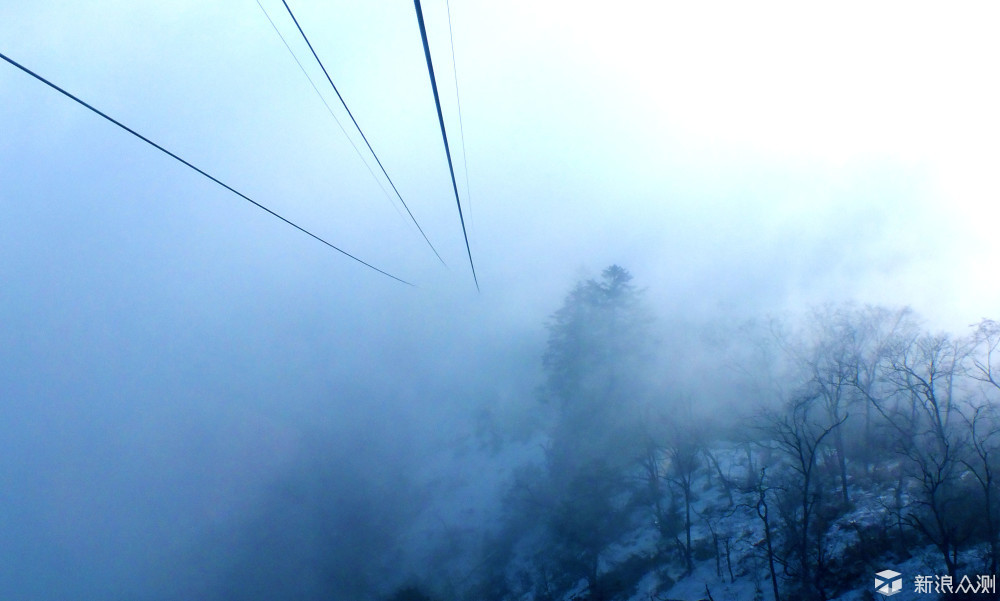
top-left (2, 2), bottom-right (999, 600)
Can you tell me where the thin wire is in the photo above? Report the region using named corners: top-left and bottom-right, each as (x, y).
top-left (254, 0), bottom-right (403, 221)
top-left (413, 0), bottom-right (479, 291)
top-left (0, 50), bottom-right (413, 287)
top-left (444, 0), bottom-right (473, 230)
top-left (279, 0), bottom-right (446, 266)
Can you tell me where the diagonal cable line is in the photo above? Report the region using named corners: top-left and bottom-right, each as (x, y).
top-left (255, 0), bottom-right (404, 222)
top-left (413, 0), bottom-right (479, 291)
top-left (444, 0), bottom-right (473, 230)
top-left (279, 0), bottom-right (446, 266)
top-left (0, 50), bottom-right (413, 286)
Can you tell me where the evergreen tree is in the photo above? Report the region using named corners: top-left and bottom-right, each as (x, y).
top-left (543, 264), bottom-right (654, 471)
top-left (538, 265), bottom-right (655, 599)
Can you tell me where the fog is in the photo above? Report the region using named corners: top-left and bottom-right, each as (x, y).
top-left (2, 2), bottom-right (999, 600)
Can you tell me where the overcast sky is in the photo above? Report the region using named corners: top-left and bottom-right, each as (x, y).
top-left (2, 1), bottom-right (999, 599)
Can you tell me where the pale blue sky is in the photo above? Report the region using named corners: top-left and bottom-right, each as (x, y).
top-left (3, 1), bottom-right (998, 321)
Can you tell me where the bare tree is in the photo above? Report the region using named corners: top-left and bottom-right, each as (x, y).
top-left (739, 466), bottom-right (781, 601)
top-left (760, 393), bottom-right (845, 601)
top-left (703, 447), bottom-right (735, 507)
top-left (798, 305), bottom-right (920, 497)
top-left (802, 306), bottom-right (863, 506)
top-left (971, 319), bottom-right (1000, 392)
top-left (843, 306), bottom-right (919, 475)
top-left (664, 418), bottom-right (702, 576)
top-left (878, 332), bottom-right (974, 578)
top-left (960, 404), bottom-right (1000, 576)
top-left (968, 319), bottom-right (1000, 575)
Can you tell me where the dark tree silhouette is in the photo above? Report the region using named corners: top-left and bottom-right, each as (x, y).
top-left (534, 266), bottom-right (656, 600)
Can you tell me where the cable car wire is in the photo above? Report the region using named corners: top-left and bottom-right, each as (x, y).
top-left (413, 0), bottom-right (479, 291)
top-left (255, 0), bottom-right (403, 221)
top-left (0, 50), bottom-right (414, 287)
top-left (279, 0), bottom-right (446, 266)
top-left (444, 0), bottom-right (473, 229)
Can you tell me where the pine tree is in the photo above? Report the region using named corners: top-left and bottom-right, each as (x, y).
top-left (538, 265), bottom-right (655, 599)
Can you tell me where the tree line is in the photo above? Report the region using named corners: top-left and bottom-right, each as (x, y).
top-left (391, 266), bottom-right (1000, 601)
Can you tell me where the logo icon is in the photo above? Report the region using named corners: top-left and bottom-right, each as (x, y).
top-left (875, 569), bottom-right (903, 596)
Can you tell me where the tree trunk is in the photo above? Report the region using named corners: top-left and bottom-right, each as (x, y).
top-left (758, 489), bottom-right (781, 601)
top-left (684, 481), bottom-right (693, 575)
top-left (835, 426), bottom-right (849, 506)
